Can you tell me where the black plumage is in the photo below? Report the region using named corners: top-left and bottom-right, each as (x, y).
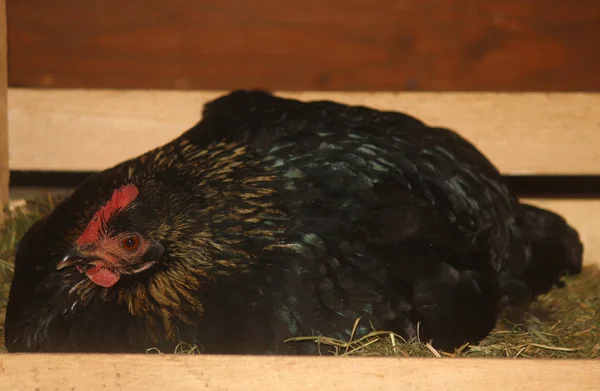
top-left (4, 90), bottom-right (583, 353)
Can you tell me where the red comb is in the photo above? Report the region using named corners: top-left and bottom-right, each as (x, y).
top-left (76, 184), bottom-right (140, 245)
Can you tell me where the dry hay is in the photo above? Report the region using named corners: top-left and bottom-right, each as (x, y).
top-left (284, 266), bottom-right (600, 359)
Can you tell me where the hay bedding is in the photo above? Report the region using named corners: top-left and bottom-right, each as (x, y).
top-left (1, 196), bottom-right (598, 358)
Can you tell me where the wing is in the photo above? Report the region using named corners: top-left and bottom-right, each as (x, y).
top-left (190, 90), bottom-right (523, 349)
top-left (190, 90), bottom-right (520, 270)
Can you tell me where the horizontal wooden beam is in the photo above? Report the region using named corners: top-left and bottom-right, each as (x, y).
top-left (7, 0), bottom-right (600, 91)
top-left (8, 89), bottom-right (600, 174)
top-left (1, 354), bottom-right (599, 391)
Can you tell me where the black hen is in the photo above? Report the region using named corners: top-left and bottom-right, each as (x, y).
top-left (5, 90), bottom-right (583, 353)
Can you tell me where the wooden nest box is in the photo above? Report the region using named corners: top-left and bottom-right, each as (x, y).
top-left (0, 1), bottom-right (599, 389)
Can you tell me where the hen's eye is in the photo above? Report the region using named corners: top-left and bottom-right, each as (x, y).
top-left (121, 236), bottom-right (140, 251)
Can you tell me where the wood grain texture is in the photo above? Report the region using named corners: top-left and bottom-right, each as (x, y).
top-left (7, 89), bottom-right (600, 174)
top-left (1, 354), bottom-right (599, 391)
top-left (0, 0), bottom-right (8, 222)
top-left (6, 0), bottom-right (600, 91)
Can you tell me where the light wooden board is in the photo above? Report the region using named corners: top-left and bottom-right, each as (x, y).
top-left (0, 354), bottom-right (599, 391)
top-left (7, 89), bottom-right (600, 174)
top-left (0, 0), bottom-right (8, 222)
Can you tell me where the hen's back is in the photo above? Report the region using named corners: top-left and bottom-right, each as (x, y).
top-left (191, 91), bottom-right (582, 350)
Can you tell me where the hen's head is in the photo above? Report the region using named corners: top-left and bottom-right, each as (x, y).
top-left (56, 184), bottom-right (166, 288)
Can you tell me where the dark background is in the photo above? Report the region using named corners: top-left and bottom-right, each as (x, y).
top-left (6, 0), bottom-right (600, 91)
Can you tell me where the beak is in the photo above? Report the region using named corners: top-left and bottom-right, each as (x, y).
top-left (56, 248), bottom-right (101, 271)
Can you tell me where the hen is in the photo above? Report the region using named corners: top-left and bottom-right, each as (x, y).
top-left (5, 90), bottom-right (583, 353)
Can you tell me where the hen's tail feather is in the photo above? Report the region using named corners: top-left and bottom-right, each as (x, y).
top-left (519, 203), bottom-right (583, 295)
top-left (501, 203), bottom-right (583, 309)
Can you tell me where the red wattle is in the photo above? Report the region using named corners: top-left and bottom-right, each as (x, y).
top-left (85, 264), bottom-right (121, 288)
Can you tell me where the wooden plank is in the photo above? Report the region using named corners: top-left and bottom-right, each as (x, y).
top-left (7, 89), bottom-right (600, 174)
top-left (0, 354), bottom-right (599, 391)
top-left (6, 0), bottom-right (600, 91)
top-left (0, 0), bottom-right (8, 224)
top-left (524, 199), bottom-right (600, 267)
